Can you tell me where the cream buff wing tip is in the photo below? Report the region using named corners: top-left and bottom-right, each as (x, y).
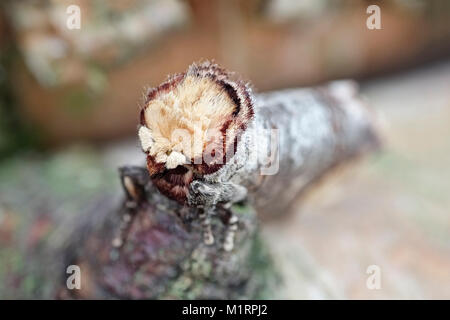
top-left (138, 126), bottom-right (154, 152)
top-left (166, 151), bottom-right (187, 169)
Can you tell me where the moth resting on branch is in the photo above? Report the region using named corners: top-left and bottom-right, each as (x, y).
top-left (134, 61), bottom-right (378, 251)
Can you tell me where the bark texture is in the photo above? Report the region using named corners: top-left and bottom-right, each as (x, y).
top-left (58, 83), bottom-right (379, 299)
top-left (59, 167), bottom-right (274, 299)
top-left (250, 82), bottom-right (380, 218)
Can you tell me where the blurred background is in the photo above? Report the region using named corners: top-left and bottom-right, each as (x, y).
top-left (0, 0), bottom-right (449, 299)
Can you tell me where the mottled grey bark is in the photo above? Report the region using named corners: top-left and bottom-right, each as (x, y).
top-left (197, 81), bottom-right (379, 219)
top-left (250, 82), bottom-right (379, 218)
top-left (58, 81), bottom-right (378, 299)
top-left (58, 167), bottom-right (274, 299)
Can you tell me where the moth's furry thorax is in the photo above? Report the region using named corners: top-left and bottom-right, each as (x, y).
top-left (139, 61), bottom-right (254, 203)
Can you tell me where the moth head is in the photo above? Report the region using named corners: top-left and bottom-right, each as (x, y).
top-left (139, 61), bottom-right (254, 177)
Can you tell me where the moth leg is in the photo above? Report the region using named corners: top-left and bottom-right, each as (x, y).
top-left (199, 206), bottom-right (214, 245)
top-left (119, 166), bottom-right (149, 205)
top-left (188, 180), bottom-right (247, 248)
top-left (112, 211), bottom-right (133, 248)
top-left (112, 166), bottom-right (149, 248)
top-left (220, 204), bottom-right (239, 252)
